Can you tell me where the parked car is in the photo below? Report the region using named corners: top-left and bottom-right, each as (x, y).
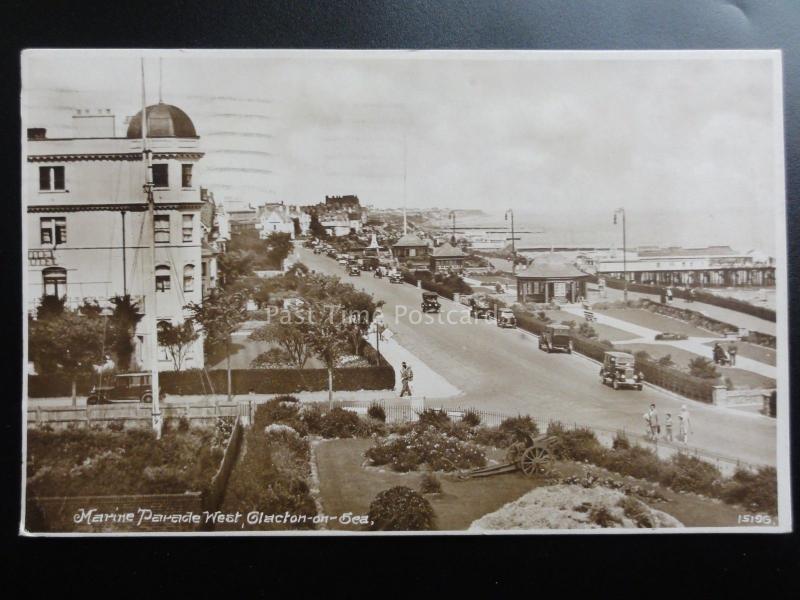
top-left (421, 292), bottom-right (441, 313)
top-left (337, 255), bottom-right (349, 265)
top-left (326, 249), bottom-right (338, 258)
top-left (469, 295), bottom-right (492, 319)
top-left (496, 307), bottom-right (517, 328)
top-left (599, 351), bottom-right (643, 390)
top-left (654, 332), bottom-right (688, 341)
top-left (87, 372), bottom-right (167, 405)
top-left (361, 257), bottom-right (379, 271)
top-left (313, 246), bottom-right (324, 254)
top-left (539, 324), bottom-right (572, 353)
top-left (388, 271), bottom-right (403, 284)
top-left (348, 265), bottom-right (361, 276)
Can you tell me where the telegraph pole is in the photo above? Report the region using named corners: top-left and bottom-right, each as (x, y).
top-left (614, 208), bottom-right (628, 302)
top-left (448, 210), bottom-right (456, 245)
top-left (141, 58), bottom-right (162, 438)
top-left (505, 209), bottom-right (516, 275)
top-left (402, 133), bottom-right (408, 235)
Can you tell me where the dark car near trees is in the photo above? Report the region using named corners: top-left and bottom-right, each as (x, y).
top-left (421, 292), bottom-right (441, 313)
top-left (539, 324), bottom-right (571, 352)
top-left (87, 372), bottom-right (167, 405)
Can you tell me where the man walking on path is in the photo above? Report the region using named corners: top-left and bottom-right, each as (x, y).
top-left (399, 361), bottom-right (414, 397)
top-left (679, 405), bottom-right (692, 444)
top-left (728, 342), bottom-right (738, 366)
top-left (644, 403), bottom-right (659, 440)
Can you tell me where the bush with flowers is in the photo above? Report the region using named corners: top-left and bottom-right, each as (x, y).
top-left (364, 426), bottom-right (486, 472)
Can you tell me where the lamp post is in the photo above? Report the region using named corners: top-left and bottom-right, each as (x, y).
top-left (505, 209), bottom-right (516, 275)
top-left (448, 210), bottom-right (456, 245)
top-left (613, 208), bottom-right (627, 302)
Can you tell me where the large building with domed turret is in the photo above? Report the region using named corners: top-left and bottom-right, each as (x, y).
top-left (25, 102), bottom-right (208, 371)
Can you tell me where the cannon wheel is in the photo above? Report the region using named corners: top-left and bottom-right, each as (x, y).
top-left (505, 442), bottom-right (527, 464)
top-left (520, 445), bottom-right (552, 477)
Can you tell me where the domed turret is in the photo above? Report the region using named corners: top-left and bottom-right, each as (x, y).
top-left (126, 103), bottom-right (197, 138)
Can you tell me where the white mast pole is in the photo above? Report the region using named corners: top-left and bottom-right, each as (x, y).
top-left (402, 132), bottom-right (407, 236)
top-left (142, 58), bottom-right (162, 438)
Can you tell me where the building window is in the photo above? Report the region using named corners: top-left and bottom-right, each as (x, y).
top-left (40, 217), bottom-right (66, 245)
top-left (183, 264), bottom-right (195, 292)
top-left (181, 164), bottom-right (193, 188)
top-left (152, 163), bottom-right (169, 188)
top-left (182, 214), bottom-right (194, 243)
top-left (42, 267), bottom-right (67, 298)
top-left (154, 215), bottom-right (170, 244)
top-left (157, 320), bottom-right (171, 361)
top-left (39, 166), bottom-right (65, 191)
top-left (155, 265), bottom-right (171, 292)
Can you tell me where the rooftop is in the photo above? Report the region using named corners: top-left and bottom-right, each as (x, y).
top-left (126, 103), bottom-right (198, 139)
top-left (516, 253), bottom-right (590, 279)
top-left (432, 242), bottom-right (466, 258)
top-left (393, 233), bottom-right (429, 248)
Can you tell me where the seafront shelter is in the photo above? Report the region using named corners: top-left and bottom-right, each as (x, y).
top-left (515, 254), bottom-right (590, 304)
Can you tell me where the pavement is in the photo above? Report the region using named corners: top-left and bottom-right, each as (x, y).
top-left (298, 246), bottom-right (777, 467)
top-left (561, 306), bottom-right (776, 380)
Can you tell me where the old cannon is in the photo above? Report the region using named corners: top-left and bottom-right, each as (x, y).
top-left (459, 430), bottom-right (560, 479)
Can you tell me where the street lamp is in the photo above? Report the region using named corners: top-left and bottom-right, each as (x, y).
top-left (448, 210), bottom-right (456, 245)
top-left (613, 208), bottom-right (627, 302)
top-left (505, 209), bottom-right (516, 275)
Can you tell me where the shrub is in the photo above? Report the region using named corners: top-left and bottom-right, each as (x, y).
top-left (177, 416), bottom-right (191, 433)
top-left (618, 496), bottom-right (655, 528)
top-left (417, 408), bottom-right (452, 430)
top-left (601, 445), bottom-right (665, 482)
top-left (688, 357), bottom-right (720, 380)
top-left (471, 426), bottom-right (514, 448)
top-left (549, 427), bottom-right (604, 463)
top-left (461, 410), bottom-right (482, 427)
top-left (317, 407), bottom-right (370, 439)
top-left (367, 403), bottom-right (387, 422)
top-left (634, 350), bottom-right (652, 362)
top-left (612, 431), bottom-right (631, 450)
top-left (499, 415), bottom-right (539, 436)
top-left (718, 467), bottom-right (778, 514)
top-left (419, 472), bottom-right (442, 494)
top-left (578, 323), bottom-right (598, 339)
top-left (365, 428), bottom-right (486, 472)
top-left (274, 394), bottom-right (300, 403)
top-left (658, 354), bottom-right (675, 368)
top-left (106, 421), bottom-right (125, 433)
top-left (253, 398), bottom-right (308, 436)
top-left (368, 486), bottom-right (436, 531)
top-left (536, 311), bottom-right (552, 323)
top-left (661, 453), bottom-right (722, 496)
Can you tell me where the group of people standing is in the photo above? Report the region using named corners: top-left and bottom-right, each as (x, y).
top-left (644, 403), bottom-right (692, 444)
top-left (713, 341), bottom-right (738, 366)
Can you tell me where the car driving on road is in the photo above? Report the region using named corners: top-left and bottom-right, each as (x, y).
top-left (388, 270), bottom-right (403, 284)
top-left (496, 307), bottom-right (516, 328)
top-left (469, 295), bottom-right (492, 319)
top-left (421, 291), bottom-right (441, 313)
top-left (348, 264), bottom-right (361, 276)
top-left (599, 351), bottom-right (643, 390)
top-left (539, 324), bottom-right (572, 353)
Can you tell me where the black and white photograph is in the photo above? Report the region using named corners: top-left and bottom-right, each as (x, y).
top-left (20, 49), bottom-right (791, 535)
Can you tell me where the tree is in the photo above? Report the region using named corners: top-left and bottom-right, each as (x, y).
top-left (218, 249), bottom-right (256, 288)
top-left (264, 232), bottom-right (293, 270)
top-left (185, 289), bottom-right (248, 401)
top-left (292, 217), bottom-right (301, 237)
top-left (688, 357), bottom-right (720, 380)
top-left (658, 354), bottom-right (675, 368)
top-left (339, 290), bottom-right (380, 355)
top-left (157, 320), bottom-right (199, 371)
top-left (29, 309), bottom-right (107, 405)
top-left (306, 302), bottom-right (351, 408)
top-left (249, 311), bottom-right (314, 369)
top-left (108, 295), bottom-right (144, 371)
top-left (309, 212), bottom-right (328, 239)
top-left (36, 295), bottom-right (66, 320)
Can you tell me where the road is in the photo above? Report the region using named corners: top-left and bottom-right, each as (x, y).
top-left (299, 245), bottom-right (777, 467)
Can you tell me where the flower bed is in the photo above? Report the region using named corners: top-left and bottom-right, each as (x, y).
top-left (364, 427), bottom-right (486, 472)
top-left (27, 422), bottom-right (230, 498)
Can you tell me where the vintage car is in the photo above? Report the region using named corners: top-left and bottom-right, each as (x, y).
top-left (348, 264), bottom-right (361, 276)
top-left (361, 257), bottom-right (380, 271)
top-left (87, 372), bottom-right (167, 405)
top-left (599, 351), bottom-right (643, 390)
top-left (312, 246), bottom-right (324, 254)
top-left (469, 295), bottom-right (492, 319)
top-left (337, 255), bottom-right (349, 265)
top-left (654, 331), bottom-right (688, 341)
top-left (539, 323), bottom-right (572, 353)
top-left (421, 291), bottom-right (441, 313)
top-left (388, 271), bottom-right (404, 284)
top-left (326, 248), bottom-right (338, 258)
top-left (496, 307), bottom-right (517, 328)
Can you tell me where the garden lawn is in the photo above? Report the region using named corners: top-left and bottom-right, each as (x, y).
top-left (600, 308), bottom-right (723, 338)
top-left (702, 340), bottom-right (776, 367)
top-left (313, 438), bottom-right (749, 530)
top-left (615, 343), bottom-right (776, 390)
top-left (543, 310), bottom-right (636, 342)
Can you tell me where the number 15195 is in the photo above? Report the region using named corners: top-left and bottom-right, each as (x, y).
top-left (738, 514), bottom-right (773, 525)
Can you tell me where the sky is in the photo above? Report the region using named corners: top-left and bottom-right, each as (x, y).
top-left (21, 50), bottom-right (784, 253)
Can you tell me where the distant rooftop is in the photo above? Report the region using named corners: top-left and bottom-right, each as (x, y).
top-left (516, 253), bottom-right (589, 279)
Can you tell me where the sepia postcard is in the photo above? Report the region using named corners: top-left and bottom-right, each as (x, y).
top-left (20, 49), bottom-right (791, 535)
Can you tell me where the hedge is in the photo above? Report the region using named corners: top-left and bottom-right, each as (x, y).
top-left (510, 307), bottom-right (716, 402)
top-left (28, 364), bottom-right (395, 398)
top-left (400, 268), bottom-right (474, 301)
top-left (596, 276), bottom-right (776, 322)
